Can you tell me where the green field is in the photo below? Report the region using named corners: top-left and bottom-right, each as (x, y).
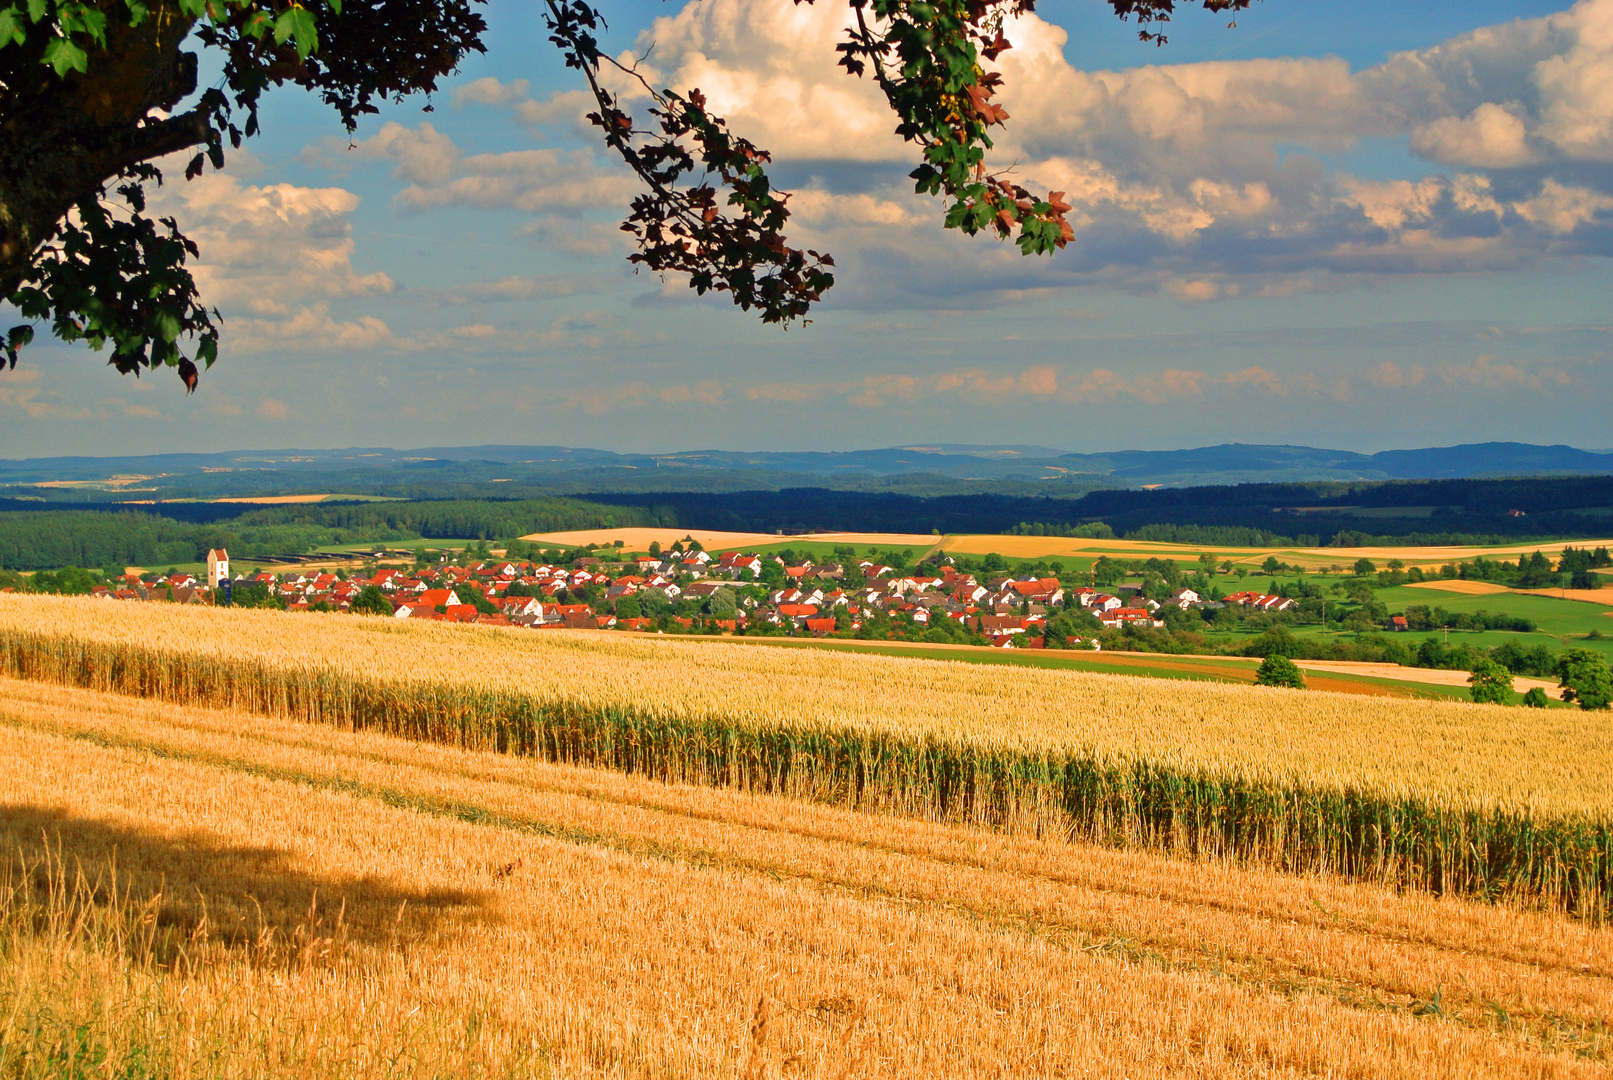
top-left (1375, 585), bottom-right (1613, 658)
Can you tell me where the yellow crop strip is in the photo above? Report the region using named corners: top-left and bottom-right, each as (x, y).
top-left (0, 680), bottom-right (1609, 1077)
top-left (0, 594), bottom-right (1610, 916)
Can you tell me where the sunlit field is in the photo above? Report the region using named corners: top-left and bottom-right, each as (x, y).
top-left (2, 595), bottom-right (1611, 918)
top-left (1, 679), bottom-right (1610, 1077)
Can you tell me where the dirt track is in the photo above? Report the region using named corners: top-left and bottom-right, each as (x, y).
top-left (1293, 660), bottom-right (1558, 696)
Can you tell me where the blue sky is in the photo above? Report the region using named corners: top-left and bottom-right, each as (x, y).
top-left (3, 0), bottom-right (1612, 457)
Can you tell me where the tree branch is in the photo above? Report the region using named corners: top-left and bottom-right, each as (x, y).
top-left (98, 110), bottom-right (217, 179)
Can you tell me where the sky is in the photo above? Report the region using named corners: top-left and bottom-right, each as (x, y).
top-left (4, 0), bottom-right (1613, 458)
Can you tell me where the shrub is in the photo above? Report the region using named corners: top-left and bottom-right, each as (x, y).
top-left (1256, 654), bottom-right (1306, 689)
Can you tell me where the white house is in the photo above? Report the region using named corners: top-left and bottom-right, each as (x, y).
top-left (206, 548), bottom-right (229, 588)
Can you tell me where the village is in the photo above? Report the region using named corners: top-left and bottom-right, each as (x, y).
top-left (79, 545), bottom-right (1296, 648)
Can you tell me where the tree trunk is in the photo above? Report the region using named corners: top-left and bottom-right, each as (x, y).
top-left (0, 8), bottom-right (205, 300)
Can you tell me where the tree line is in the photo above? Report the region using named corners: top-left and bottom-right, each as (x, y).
top-left (0, 498), bottom-right (669, 571)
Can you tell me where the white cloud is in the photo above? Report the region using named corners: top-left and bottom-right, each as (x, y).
top-left (423, 275), bottom-right (603, 304)
top-left (342, 123), bottom-right (639, 216)
top-left (158, 173), bottom-right (393, 314)
top-left (1410, 103), bottom-right (1536, 168)
top-left (600, 0), bottom-right (1613, 302)
top-left (452, 77), bottom-right (531, 109)
top-left (1433, 354), bottom-right (1571, 392)
top-left (227, 303), bottom-right (398, 355)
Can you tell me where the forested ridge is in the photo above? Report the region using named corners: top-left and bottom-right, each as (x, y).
top-left (587, 476), bottom-right (1613, 544)
top-left (0, 499), bottom-right (667, 571)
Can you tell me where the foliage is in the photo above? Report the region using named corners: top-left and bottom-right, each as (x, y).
top-left (221, 579), bottom-right (283, 609)
top-left (1466, 659), bottom-right (1512, 706)
top-left (349, 584), bottom-right (392, 615)
top-left (1125, 523), bottom-right (1297, 547)
top-left (1007, 521), bottom-right (1115, 539)
top-left (0, 499), bottom-right (661, 570)
top-left (19, 564), bottom-right (101, 594)
top-left (2, 0), bottom-right (486, 383)
top-left (1558, 649), bottom-right (1613, 711)
top-left (1521, 687), bottom-right (1549, 709)
top-left (1, 0), bottom-right (1255, 375)
top-left (707, 587), bottom-right (737, 620)
top-left (1255, 653), bottom-right (1304, 689)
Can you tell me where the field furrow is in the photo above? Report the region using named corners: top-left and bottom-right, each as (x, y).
top-left (2, 595), bottom-right (1612, 918)
top-left (2, 678), bottom-right (1610, 1075)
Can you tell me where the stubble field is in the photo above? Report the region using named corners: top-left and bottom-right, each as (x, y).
top-left (2, 678), bottom-right (1610, 1077)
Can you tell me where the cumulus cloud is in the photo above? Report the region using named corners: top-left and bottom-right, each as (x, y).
top-left (1434, 354), bottom-right (1571, 392)
top-left (1365, 361), bottom-right (1427, 389)
top-left (581, 0), bottom-right (1613, 302)
top-left (451, 77), bottom-right (531, 109)
top-left (156, 172), bottom-right (393, 315)
top-left (551, 352), bottom-right (1524, 418)
top-left (341, 122), bottom-right (639, 216)
top-left (226, 304), bottom-right (399, 355)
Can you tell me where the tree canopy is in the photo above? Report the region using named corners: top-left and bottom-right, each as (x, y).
top-left (1, 0), bottom-right (1250, 387)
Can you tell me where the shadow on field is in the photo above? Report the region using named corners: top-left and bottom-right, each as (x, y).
top-left (0, 804), bottom-right (494, 961)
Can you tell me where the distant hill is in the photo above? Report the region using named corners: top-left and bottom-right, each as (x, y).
top-left (1, 441), bottom-right (1610, 500)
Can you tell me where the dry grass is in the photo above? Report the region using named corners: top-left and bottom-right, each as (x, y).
top-left (1, 594), bottom-right (1610, 917)
top-left (1, 678), bottom-right (1610, 1078)
top-left (1406, 580), bottom-right (1515, 596)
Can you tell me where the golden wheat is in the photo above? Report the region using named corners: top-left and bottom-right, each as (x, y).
top-left (1, 594), bottom-right (1610, 915)
top-left (1, 680), bottom-right (1610, 1077)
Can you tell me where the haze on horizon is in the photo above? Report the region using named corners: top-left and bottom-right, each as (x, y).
top-left (2, 0), bottom-right (1610, 459)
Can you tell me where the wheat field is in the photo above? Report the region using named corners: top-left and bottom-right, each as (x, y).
top-left (1, 594), bottom-right (1610, 916)
top-left (1, 677), bottom-right (1610, 1078)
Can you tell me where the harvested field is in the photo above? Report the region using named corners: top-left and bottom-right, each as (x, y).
top-left (937, 534), bottom-right (1613, 569)
top-left (1293, 660), bottom-right (1558, 696)
top-left (1, 594), bottom-right (1610, 917)
top-left (516, 526), bottom-right (1613, 572)
top-left (519, 527), bottom-right (941, 551)
top-left (1406, 579), bottom-right (1514, 596)
top-left (519, 526), bottom-right (782, 550)
top-left (0, 678), bottom-right (1609, 1077)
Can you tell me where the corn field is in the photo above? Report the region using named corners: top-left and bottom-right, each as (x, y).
top-left (2, 594), bottom-right (1611, 917)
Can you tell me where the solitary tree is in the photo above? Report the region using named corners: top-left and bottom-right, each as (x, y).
top-left (2, 0), bottom-right (1252, 387)
top-left (1520, 687), bottom-right (1549, 708)
top-left (1255, 653), bottom-right (1305, 689)
top-left (1466, 658), bottom-right (1511, 705)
